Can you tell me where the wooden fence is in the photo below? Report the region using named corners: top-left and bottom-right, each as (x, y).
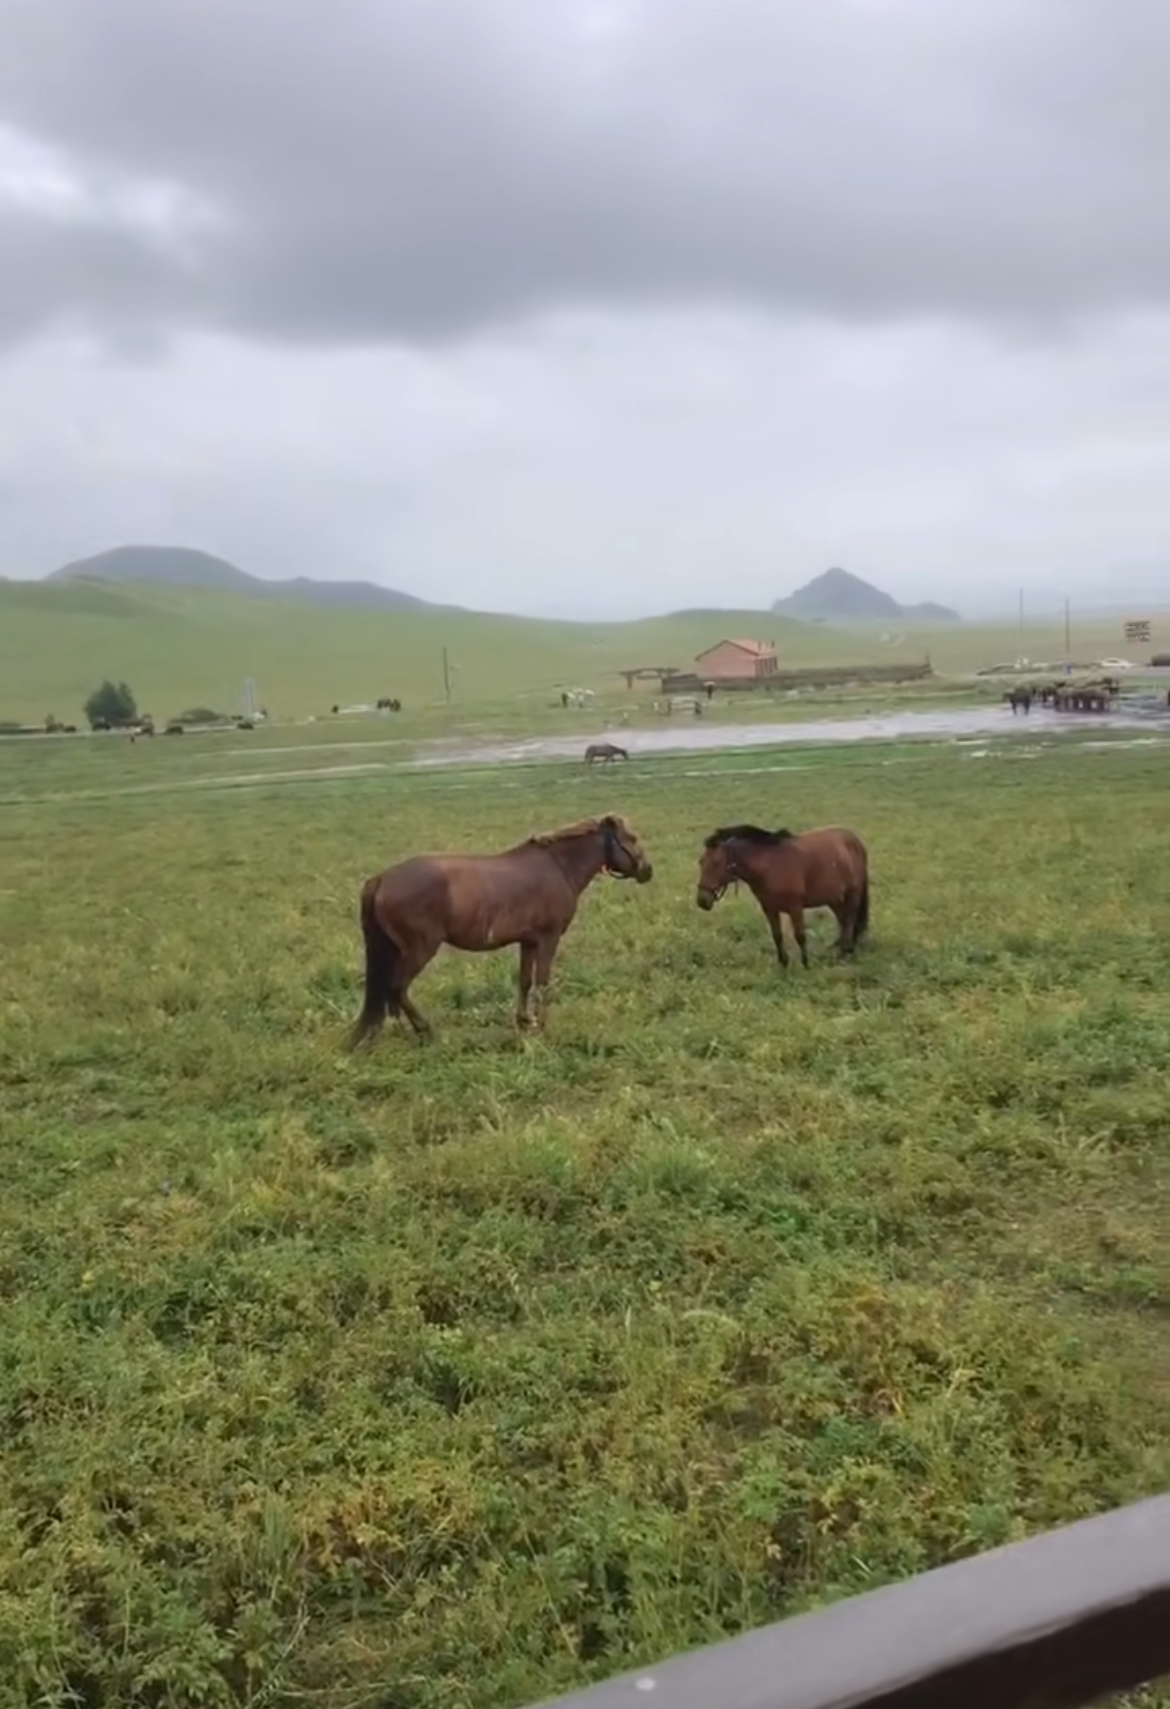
top-left (661, 663), bottom-right (933, 695)
top-left (530, 1493), bottom-right (1170, 1709)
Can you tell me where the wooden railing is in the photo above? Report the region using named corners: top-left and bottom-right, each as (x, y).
top-left (531, 1494), bottom-right (1170, 1709)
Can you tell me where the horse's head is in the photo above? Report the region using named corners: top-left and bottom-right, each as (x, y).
top-left (695, 834), bottom-right (736, 910)
top-left (696, 824), bottom-right (784, 909)
top-left (601, 815), bottom-right (653, 883)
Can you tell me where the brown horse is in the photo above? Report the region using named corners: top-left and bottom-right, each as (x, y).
top-left (585, 742), bottom-right (628, 765)
top-left (349, 814), bottom-right (653, 1043)
top-left (695, 823), bottom-right (869, 968)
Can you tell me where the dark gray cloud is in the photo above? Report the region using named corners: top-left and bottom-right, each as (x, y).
top-left (2, 0), bottom-right (1170, 350)
top-left (0, 204), bottom-right (196, 352)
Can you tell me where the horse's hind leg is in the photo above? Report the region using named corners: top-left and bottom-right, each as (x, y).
top-left (396, 988), bottom-right (431, 1038)
top-left (835, 894), bottom-right (864, 956)
top-left (529, 933), bottom-right (562, 1029)
top-left (391, 940), bottom-right (439, 1038)
top-left (516, 942), bottom-right (536, 1029)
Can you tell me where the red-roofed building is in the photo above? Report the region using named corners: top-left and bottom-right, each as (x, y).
top-left (694, 638), bottom-right (779, 681)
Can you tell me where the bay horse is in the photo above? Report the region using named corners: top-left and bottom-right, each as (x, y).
top-left (349, 814), bottom-right (653, 1043)
top-left (585, 742), bottom-right (628, 765)
top-left (695, 823), bottom-right (869, 968)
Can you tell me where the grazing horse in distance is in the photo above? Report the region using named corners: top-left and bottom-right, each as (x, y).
top-left (1005, 688), bottom-right (1034, 715)
top-left (695, 823), bottom-right (869, 969)
top-left (585, 742), bottom-right (628, 765)
top-left (349, 814), bottom-right (653, 1043)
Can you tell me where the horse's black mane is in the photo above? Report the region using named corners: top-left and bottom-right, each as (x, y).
top-left (704, 823), bottom-right (793, 849)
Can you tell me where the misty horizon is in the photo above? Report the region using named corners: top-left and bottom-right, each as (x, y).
top-left (12, 542), bottom-right (1170, 628)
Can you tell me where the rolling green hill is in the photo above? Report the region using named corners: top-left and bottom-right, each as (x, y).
top-left (0, 575), bottom-right (1155, 726)
top-left (0, 579), bottom-right (829, 724)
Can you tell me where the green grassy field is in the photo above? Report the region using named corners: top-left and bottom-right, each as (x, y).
top-left (2, 723), bottom-right (1169, 1708)
top-left (0, 575), bottom-right (1160, 728)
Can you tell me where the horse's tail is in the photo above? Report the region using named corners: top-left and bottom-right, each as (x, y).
top-left (348, 876), bottom-right (399, 1048)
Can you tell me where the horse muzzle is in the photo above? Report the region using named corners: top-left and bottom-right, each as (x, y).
top-left (607, 858), bottom-right (653, 883)
top-left (696, 887), bottom-right (717, 911)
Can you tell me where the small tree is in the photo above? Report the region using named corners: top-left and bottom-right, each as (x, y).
top-left (84, 680), bottom-right (138, 728)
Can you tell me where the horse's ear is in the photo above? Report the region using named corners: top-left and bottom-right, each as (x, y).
top-left (600, 814), bottom-right (616, 829)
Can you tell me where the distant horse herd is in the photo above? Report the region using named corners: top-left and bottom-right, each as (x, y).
top-left (330, 698), bottom-right (403, 715)
top-left (1005, 678), bottom-right (1121, 715)
top-left (349, 814), bottom-right (868, 1043)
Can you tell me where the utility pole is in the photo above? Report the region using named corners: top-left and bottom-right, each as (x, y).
top-left (442, 646), bottom-right (451, 704)
top-left (1018, 588), bottom-right (1024, 649)
top-left (1064, 598), bottom-right (1071, 661)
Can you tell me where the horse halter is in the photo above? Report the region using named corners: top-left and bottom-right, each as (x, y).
top-left (602, 819), bottom-right (631, 877)
top-left (703, 842), bottom-right (741, 904)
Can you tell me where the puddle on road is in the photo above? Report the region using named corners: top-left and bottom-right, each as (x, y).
top-left (409, 704), bottom-right (1168, 770)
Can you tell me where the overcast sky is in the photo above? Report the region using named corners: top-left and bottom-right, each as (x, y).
top-left (2, 0), bottom-right (1169, 620)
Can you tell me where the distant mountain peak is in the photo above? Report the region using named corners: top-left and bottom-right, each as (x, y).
top-left (51, 545), bottom-right (250, 591)
top-left (772, 567), bottom-right (961, 624)
top-left (47, 544), bottom-right (436, 613)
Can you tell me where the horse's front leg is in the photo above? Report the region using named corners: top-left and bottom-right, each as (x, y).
top-left (788, 905), bottom-right (810, 968)
top-left (530, 933), bottom-right (561, 1029)
top-left (765, 908), bottom-right (789, 968)
top-left (516, 942), bottom-right (536, 1029)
